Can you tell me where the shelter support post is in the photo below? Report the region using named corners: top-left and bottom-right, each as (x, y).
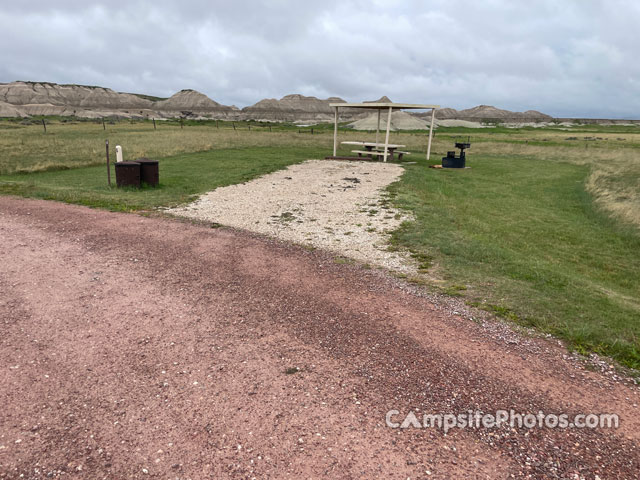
top-left (427, 108), bottom-right (436, 161)
top-left (383, 106), bottom-right (392, 162)
top-left (376, 109), bottom-right (381, 145)
top-left (333, 107), bottom-right (338, 156)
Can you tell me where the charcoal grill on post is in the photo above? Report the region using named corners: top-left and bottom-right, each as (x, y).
top-left (442, 139), bottom-right (470, 168)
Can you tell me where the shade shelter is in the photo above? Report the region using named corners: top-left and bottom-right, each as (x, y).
top-left (328, 102), bottom-right (439, 162)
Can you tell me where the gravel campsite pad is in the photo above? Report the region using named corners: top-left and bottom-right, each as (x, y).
top-left (169, 159), bottom-right (416, 273)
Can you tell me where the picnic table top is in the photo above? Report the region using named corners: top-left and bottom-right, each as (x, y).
top-left (341, 141), bottom-right (406, 148)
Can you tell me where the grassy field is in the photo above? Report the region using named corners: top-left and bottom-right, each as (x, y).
top-left (0, 146), bottom-right (324, 210)
top-left (0, 118), bottom-right (639, 368)
top-left (0, 119), bottom-right (462, 209)
top-left (0, 119), bottom-right (332, 174)
top-left (390, 153), bottom-right (640, 369)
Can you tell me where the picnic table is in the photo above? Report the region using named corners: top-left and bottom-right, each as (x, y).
top-left (341, 141), bottom-right (410, 161)
top-left (328, 102), bottom-right (440, 163)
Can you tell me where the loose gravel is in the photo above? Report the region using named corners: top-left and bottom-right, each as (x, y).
top-left (168, 160), bottom-right (417, 273)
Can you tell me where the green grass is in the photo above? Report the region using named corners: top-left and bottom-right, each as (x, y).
top-left (0, 145), bottom-right (322, 210)
top-left (0, 119), bottom-right (341, 175)
top-left (388, 153), bottom-right (640, 369)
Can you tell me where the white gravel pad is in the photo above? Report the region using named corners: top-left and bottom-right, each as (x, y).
top-left (168, 160), bottom-right (416, 273)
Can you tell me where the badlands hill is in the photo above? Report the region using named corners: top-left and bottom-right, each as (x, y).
top-left (423, 104), bottom-right (553, 122)
top-left (0, 81), bottom-right (151, 109)
top-left (0, 101), bottom-right (24, 117)
top-left (241, 94), bottom-right (354, 122)
top-left (245, 94), bottom-right (344, 113)
top-left (0, 82), bottom-right (356, 121)
top-left (365, 95), bottom-right (393, 103)
top-left (0, 80), bottom-right (560, 124)
top-left (348, 111), bottom-right (429, 131)
top-left (460, 105), bottom-right (552, 120)
top-left (0, 81), bottom-right (155, 118)
top-left (153, 89), bottom-right (233, 114)
top-left (0, 81), bottom-right (235, 119)
top-left (240, 95), bottom-right (431, 122)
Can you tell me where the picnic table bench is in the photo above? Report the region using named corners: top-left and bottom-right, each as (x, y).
top-left (341, 141), bottom-right (411, 161)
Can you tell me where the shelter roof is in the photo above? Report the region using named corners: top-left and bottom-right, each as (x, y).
top-left (329, 102), bottom-right (439, 109)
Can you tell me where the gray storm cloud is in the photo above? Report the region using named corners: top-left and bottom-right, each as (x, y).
top-left (1, 0), bottom-right (638, 117)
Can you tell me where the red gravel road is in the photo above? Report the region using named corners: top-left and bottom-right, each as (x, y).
top-left (1, 197), bottom-right (639, 479)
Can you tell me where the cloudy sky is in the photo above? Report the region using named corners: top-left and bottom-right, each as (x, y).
top-left (1, 0), bottom-right (638, 118)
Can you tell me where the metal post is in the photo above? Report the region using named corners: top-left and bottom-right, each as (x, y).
top-left (383, 107), bottom-right (392, 162)
top-left (105, 140), bottom-right (111, 187)
top-left (376, 109), bottom-right (381, 145)
top-left (427, 108), bottom-right (436, 161)
top-left (333, 106), bottom-right (338, 156)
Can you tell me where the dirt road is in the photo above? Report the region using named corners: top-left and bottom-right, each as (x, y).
top-left (1, 197), bottom-right (639, 479)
